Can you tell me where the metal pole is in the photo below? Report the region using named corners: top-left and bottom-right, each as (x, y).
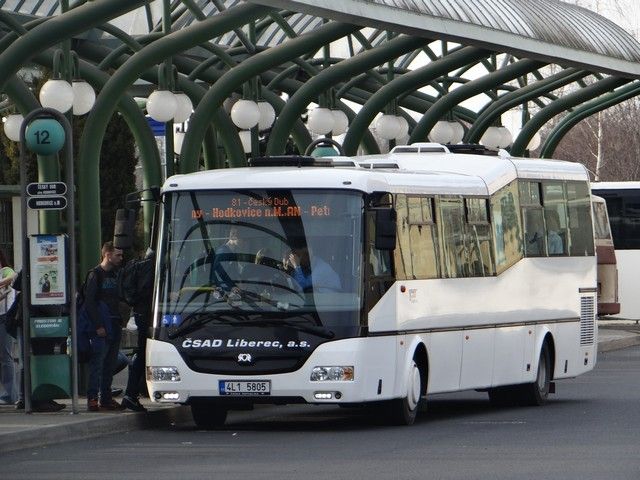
top-left (19, 118), bottom-right (32, 414)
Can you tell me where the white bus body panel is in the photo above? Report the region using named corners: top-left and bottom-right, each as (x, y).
top-left (369, 257), bottom-right (597, 394)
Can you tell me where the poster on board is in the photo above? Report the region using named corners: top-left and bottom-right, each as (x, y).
top-left (30, 234), bottom-right (67, 305)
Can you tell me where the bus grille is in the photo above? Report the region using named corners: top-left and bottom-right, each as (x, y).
top-left (580, 296), bottom-right (596, 346)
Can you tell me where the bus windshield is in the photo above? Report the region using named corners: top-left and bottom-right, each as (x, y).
top-left (157, 189), bottom-right (364, 330)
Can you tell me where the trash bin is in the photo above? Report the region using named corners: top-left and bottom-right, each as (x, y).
top-left (30, 316), bottom-right (71, 401)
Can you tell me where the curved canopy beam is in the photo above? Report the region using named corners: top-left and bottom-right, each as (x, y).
top-left (540, 81), bottom-right (640, 159)
top-left (0, 0), bottom-right (148, 92)
top-left (77, 2), bottom-right (272, 274)
top-left (266, 34), bottom-right (428, 156)
top-left (466, 68), bottom-right (589, 143)
top-left (181, 21), bottom-right (360, 172)
top-left (409, 58), bottom-right (546, 143)
top-left (342, 46), bottom-right (489, 156)
top-left (511, 76), bottom-right (632, 156)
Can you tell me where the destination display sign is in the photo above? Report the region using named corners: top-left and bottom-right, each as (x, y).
top-left (191, 195), bottom-right (332, 220)
top-left (26, 182), bottom-right (67, 196)
top-left (28, 196), bottom-right (67, 210)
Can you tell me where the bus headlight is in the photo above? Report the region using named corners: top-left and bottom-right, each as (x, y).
top-left (310, 366), bottom-right (354, 382)
top-left (147, 366), bottom-right (181, 382)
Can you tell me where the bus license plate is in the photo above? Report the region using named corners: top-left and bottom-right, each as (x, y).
top-left (219, 380), bottom-right (271, 396)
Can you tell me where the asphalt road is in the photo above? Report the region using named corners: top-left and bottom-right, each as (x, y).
top-left (2, 346), bottom-right (640, 480)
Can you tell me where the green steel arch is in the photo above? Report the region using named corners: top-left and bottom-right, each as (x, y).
top-left (511, 76), bottom-right (632, 156)
top-left (342, 46), bottom-right (489, 156)
top-left (540, 81), bottom-right (640, 159)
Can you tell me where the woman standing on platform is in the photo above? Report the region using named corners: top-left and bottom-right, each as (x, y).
top-left (0, 248), bottom-right (17, 404)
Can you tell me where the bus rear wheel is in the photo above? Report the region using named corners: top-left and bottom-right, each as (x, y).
top-left (191, 403), bottom-right (228, 430)
top-left (384, 358), bottom-right (423, 426)
top-left (518, 342), bottom-right (551, 406)
top-left (488, 342), bottom-right (552, 407)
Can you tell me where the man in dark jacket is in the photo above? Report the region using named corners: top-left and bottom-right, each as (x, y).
top-left (121, 249), bottom-right (155, 412)
top-left (85, 241), bottom-right (124, 412)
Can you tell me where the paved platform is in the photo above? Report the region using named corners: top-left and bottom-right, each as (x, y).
top-left (1, 322), bottom-right (639, 454)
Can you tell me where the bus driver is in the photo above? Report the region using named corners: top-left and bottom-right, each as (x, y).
top-left (287, 244), bottom-right (341, 293)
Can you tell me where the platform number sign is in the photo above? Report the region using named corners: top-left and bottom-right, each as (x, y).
top-left (25, 118), bottom-right (66, 155)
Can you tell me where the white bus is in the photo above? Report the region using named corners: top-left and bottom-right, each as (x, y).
top-left (591, 182), bottom-right (639, 319)
top-left (591, 195), bottom-right (619, 316)
top-left (146, 144), bottom-right (598, 428)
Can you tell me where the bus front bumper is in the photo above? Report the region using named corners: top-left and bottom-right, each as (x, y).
top-left (146, 336), bottom-right (399, 405)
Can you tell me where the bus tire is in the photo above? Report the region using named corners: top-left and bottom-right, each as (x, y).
top-left (191, 403), bottom-right (228, 430)
top-left (518, 341), bottom-right (552, 406)
top-left (384, 357), bottom-right (423, 426)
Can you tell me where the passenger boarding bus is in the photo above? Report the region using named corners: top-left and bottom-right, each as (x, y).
top-left (591, 182), bottom-right (639, 319)
top-left (591, 195), bottom-right (620, 316)
top-left (146, 144), bottom-right (598, 428)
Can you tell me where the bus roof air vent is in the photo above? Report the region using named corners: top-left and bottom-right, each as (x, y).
top-left (331, 159), bottom-right (357, 167)
top-left (248, 156), bottom-right (334, 168)
top-left (447, 144), bottom-right (499, 156)
top-left (359, 162), bottom-right (400, 169)
top-left (394, 143), bottom-right (451, 154)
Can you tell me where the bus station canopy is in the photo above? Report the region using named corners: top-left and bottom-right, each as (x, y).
top-left (2, 0), bottom-right (640, 274)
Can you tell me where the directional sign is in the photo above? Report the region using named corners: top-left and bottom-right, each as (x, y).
top-left (27, 196), bottom-right (67, 210)
top-left (26, 182), bottom-right (67, 197)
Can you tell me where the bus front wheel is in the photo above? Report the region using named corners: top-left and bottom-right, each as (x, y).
top-left (191, 403), bottom-right (228, 430)
top-left (384, 358), bottom-right (423, 426)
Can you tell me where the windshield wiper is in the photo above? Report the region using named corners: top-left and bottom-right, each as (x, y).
top-left (240, 317), bottom-right (335, 339)
top-left (167, 310), bottom-right (248, 339)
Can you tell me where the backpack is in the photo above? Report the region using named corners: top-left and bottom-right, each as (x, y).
top-left (118, 256), bottom-right (154, 307)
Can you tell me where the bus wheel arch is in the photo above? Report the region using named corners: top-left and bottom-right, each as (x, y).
top-left (383, 342), bottom-right (428, 426)
top-left (413, 342), bottom-right (429, 398)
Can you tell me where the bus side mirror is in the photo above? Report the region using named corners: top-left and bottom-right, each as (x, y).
top-left (113, 208), bottom-right (137, 249)
top-left (375, 209), bottom-right (397, 250)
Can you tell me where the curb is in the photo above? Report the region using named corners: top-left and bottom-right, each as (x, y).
top-left (597, 335), bottom-right (640, 353)
top-left (0, 406), bottom-right (191, 454)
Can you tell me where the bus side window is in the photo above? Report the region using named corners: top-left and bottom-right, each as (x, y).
top-left (490, 181), bottom-right (523, 273)
top-left (566, 181), bottom-right (594, 256)
top-left (520, 181), bottom-right (545, 257)
top-left (523, 208), bottom-right (545, 256)
top-left (438, 197), bottom-right (467, 278)
top-left (542, 182), bottom-right (569, 256)
top-left (465, 198), bottom-right (494, 276)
